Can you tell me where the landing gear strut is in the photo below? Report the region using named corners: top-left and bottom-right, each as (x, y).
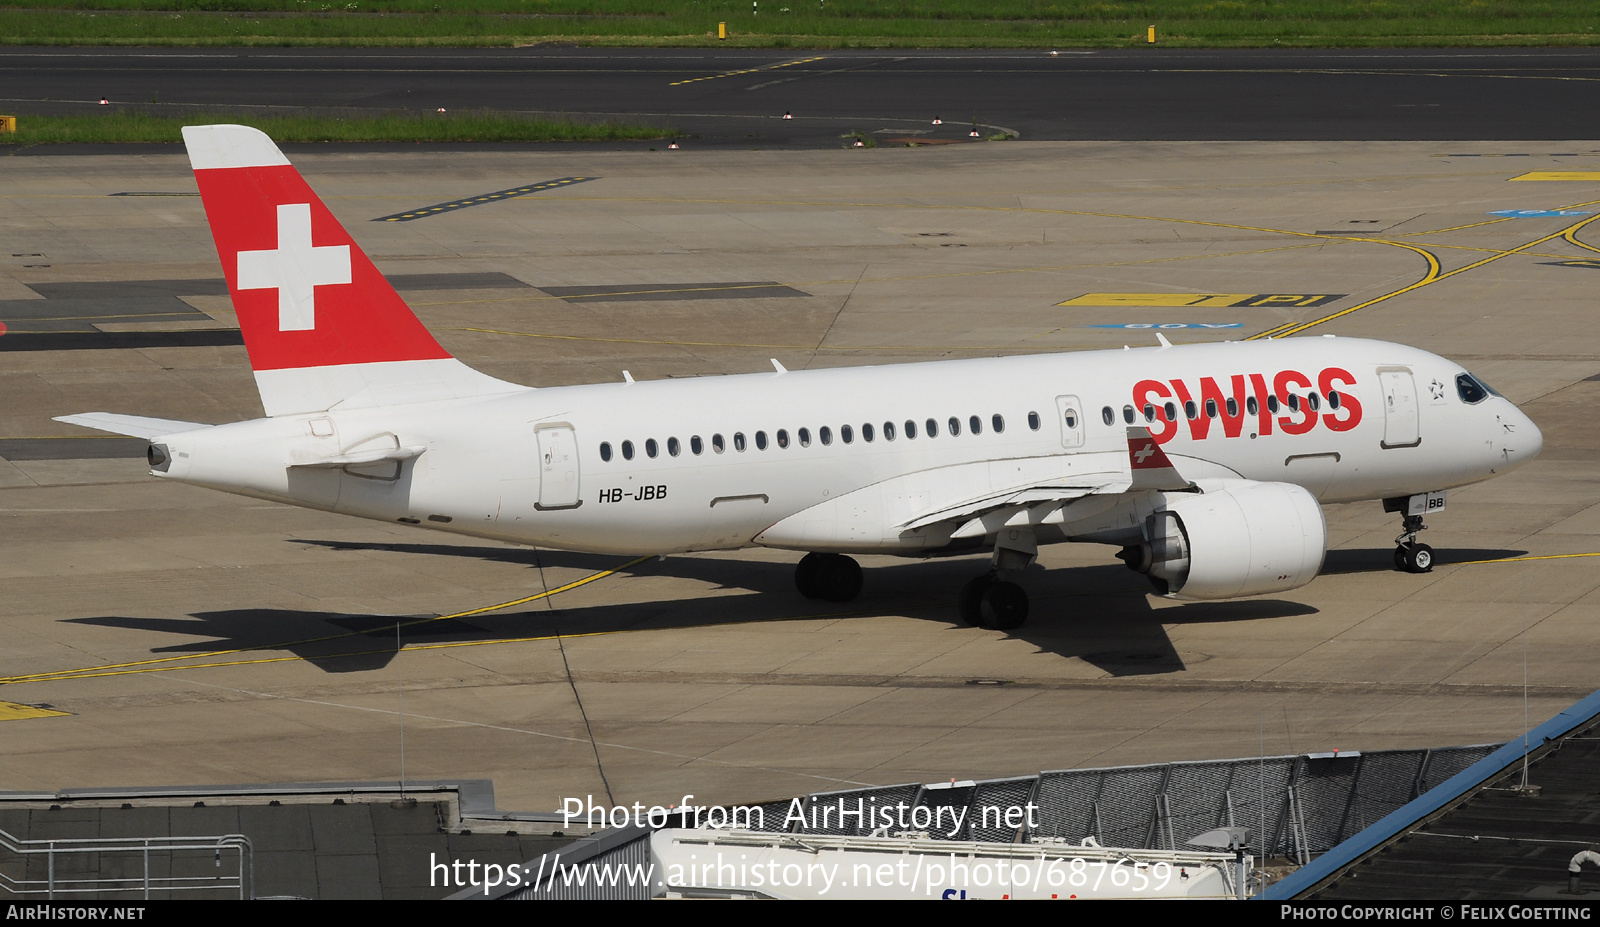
top-left (795, 552), bottom-right (863, 602)
top-left (958, 571), bottom-right (1029, 630)
top-left (1393, 513), bottom-right (1433, 574)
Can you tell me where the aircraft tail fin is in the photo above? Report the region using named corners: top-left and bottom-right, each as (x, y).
top-left (183, 124), bottom-right (520, 417)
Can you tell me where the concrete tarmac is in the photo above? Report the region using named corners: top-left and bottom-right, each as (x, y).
top-left (2, 139), bottom-right (1598, 813)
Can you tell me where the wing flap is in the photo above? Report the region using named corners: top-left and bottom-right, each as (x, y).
top-left (899, 475), bottom-right (1123, 532)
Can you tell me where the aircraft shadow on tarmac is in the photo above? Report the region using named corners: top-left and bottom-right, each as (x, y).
top-left (104, 538), bottom-right (1564, 677)
top-left (63, 543), bottom-right (1522, 677)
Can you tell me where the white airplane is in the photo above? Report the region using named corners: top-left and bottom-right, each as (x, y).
top-left (58, 125), bottom-right (1542, 629)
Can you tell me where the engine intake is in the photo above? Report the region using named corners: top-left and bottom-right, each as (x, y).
top-left (1119, 481), bottom-right (1326, 600)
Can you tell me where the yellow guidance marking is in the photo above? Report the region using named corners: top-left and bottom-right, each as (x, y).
top-left (670, 56), bottom-right (825, 87)
top-left (1450, 552), bottom-right (1600, 566)
top-left (0, 556), bottom-right (651, 687)
top-left (1251, 209), bottom-right (1600, 339)
top-left (1059, 293), bottom-right (1342, 309)
top-left (0, 700), bottom-right (70, 721)
top-left (1510, 172), bottom-right (1600, 182)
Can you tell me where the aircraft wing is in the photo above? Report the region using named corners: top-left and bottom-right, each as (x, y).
top-left (900, 426), bottom-right (1192, 536)
top-left (53, 413), bottom-right (210, 440)
top-left (898, 477), bottom-right (1126, 534)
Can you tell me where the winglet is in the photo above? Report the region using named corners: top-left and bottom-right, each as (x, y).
top-left (1127, 426), bottom-right (1190, 491)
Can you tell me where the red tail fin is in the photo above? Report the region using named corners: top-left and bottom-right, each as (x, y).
top-left (183, 125), bottom-right (517, 415)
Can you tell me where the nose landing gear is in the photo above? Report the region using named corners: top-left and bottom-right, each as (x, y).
top-left (1386, 493), bottom-right (1445, 574)
top-left (1393, 513), bottom-right (1433, 574)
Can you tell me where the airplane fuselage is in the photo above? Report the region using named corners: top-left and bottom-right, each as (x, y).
top-left (151, 336), bottom-right (1538, 559)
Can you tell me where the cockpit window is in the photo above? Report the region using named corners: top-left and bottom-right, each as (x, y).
top-left (1456, 373), bottom-right (1488, 404)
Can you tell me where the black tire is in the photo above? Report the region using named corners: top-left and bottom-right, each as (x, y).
top-left (980, 581), bottom-right (1029, 630)
top-left (958, 573), bottom-right (994, 627)
top-left (1404, 543), bottom-right (1434, 574)
top-left (1393, 546), bottom-right (1408, 572)
top-left (817, 554), bottom-right (863, 602)
top-left (795, 552), bottom-right (826, 598)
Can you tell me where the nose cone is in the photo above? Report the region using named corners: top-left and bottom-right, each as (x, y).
top-left (1502, 404), bottom-right (1543, 471)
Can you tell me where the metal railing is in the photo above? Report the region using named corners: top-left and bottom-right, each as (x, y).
top-left (0, 827), bottom-right (252, 900)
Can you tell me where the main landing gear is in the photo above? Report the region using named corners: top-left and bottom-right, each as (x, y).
top-left (957, 572), bottom-right (1029, 631)
top-left (795, 552), bottom-right (863, 602)
top-left (1394, 513), bottom-right (1433, 574)
top-left (956, 527), bottom-right (1036, 631)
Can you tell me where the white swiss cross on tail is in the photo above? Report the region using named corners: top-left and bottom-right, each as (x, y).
top-left (236, 203), bottom-right (351, 332)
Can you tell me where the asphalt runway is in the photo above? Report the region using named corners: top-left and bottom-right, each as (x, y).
top-left (2, 61), bottom-right (1600, 813)
top-left (5, 47), bottom-right (1600, 147)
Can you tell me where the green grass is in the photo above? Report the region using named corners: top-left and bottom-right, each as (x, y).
top-left (0, 110), bottom-right (678, 145)
top-left (0, 1), bottom-right (1597, 47)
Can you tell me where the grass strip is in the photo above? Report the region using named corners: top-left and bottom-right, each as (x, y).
top-left (0, 2), bottom-right (1598, 47)
top-left (0, 110), bottom-right (677, 145)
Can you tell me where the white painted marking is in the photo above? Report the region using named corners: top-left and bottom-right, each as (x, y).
top-left (237, 203), bottom-right (351, 332)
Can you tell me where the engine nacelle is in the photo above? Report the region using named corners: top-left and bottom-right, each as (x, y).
top-left (1119, 481), bottom-right (1326, 600)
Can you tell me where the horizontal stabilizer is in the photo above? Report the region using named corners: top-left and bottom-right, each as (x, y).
top-left (53, 413), bottom-right (209, 440)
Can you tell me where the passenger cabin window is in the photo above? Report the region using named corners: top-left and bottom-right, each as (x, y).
top-left (1205, 399), bottom-right (1217, 419)
top-left (863, 423), bottom-right (875, 442)
top-left (1122, 405), bottom-right (1135, 424)
top-left (947, 417), bottom-right (960, 436)
top-left (1184, 400), bottom-right (1197, 420)
top-left (734, 432), bottom-right (747, 451)
top-left (1163, 402), bottom-right (1177, 422)
top-left (712, 434), bottom-right (725, 454)
top-left (970, 415), bottom-right (982, 435)
top-left (1226, 397), bottom-right (1238, 417)
top-left (600, 442), bottom-right (613, 462)
top-left (906, 420), bottom-right (918, 439)
top-left (1247, 396), bottom-right (1259, 416)
top-left (668, 437), bottom-right (681, 457)
top-left (884, 421), bottom-right (897, 441)
top-left (841, 424), bottom-right (854, 444)
top-left (1101, 406), bottom-right (1114, 426)
top-left (820, 426), bottom-right (833, 446)
top-left (777, 429), bottom-right (790, 448)
top-left (926, 418), bottom-right (939, 438)
top-left (691, 435), bottom-right (704, 455)
top-left (1027, 412), bottom-right (1041, 431)
top-left (992, 414), bottom-right (1005, 433)
top-left (1328, 391), bottom-right (1342, 410)
top-left (1287, 394), bottom-right (1300, 412)
top-left (1307, 393), bottom-right (1320, 412)
top-left (622, 440), bottom-right (635, 460)
top-left (1266, 396), bottom-right (1280, 414)
top-left (755, 431), bottom-right (768, 450)
top-left (1143, 404), bottom-right (1155, 422)
top-left (799, 427), bottom-right (812, 447)
top-left (645, 438), bottom-right (659, 458)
